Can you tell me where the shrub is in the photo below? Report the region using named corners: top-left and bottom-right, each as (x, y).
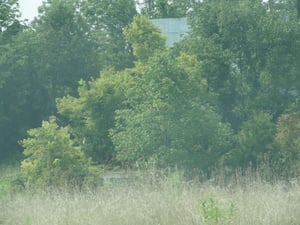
top-left (275, 113), bottom-right (300, 175)
top-left (230, 113), bottom-right (276, 167)
top-left (20, 116), bottom-right (91, 189)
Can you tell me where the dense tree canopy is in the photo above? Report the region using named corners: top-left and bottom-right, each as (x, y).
top-left (57, 69), bottom-right (132, 163)
top-left (124, 15), bottom-right (166, 62)
top-left (80, 0), bottom-right (137, 70)
top-left (0, 0), bottom-right (136, 158)
top-left (0, 0), bottom-right (20, 33)
top-left (110, 51), bottom-right (234, 169)
top-left (183, 0), bottom-right (300, 129)
top-left (1, 0), bottom-right (300, 179)
top-left (138, 0), bottom-right (196, 18)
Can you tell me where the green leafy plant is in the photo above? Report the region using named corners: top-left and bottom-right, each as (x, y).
top-left (124, 15), bottom-right (166, 62)
top-left (275, 112), bottom-right (300, 175)
top-left (20, 116), bottom-right (92, 189)
top-left (199, 194), bottom-right (238, 225)
top-left (1, 176), bottom-right (24, 197)
top-left (235, 113), bottom-right (276, 167)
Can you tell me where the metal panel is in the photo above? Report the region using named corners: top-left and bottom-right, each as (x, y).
top-left (151, 17), bottom-right (189, 47)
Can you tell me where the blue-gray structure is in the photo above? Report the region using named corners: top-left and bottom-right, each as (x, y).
top-left (151, 17), bottom-right (189, 47)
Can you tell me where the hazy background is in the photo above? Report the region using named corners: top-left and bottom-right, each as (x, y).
top-left (19, 0), bottom-right (43, 21)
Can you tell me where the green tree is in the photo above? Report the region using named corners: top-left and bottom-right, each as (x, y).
top-left (0, 0), bottom-right (20, 33)
top-left (0, 0), bottom-right (25, 158)
top-left (184, 0), bottom-right (300, 130)
top-left (20, 116), bottom-right (91, 188)
top-left (232, 113), bottom-right (276, 167)
top-left (110, 52), bottom-right (234, 169)
top-left (297, 0), bottom-right (300, 19)
top-left (1, 0), bottom-right (137, 159)
top-left (28, 0), bottom-right (137, 113)
top-left (275, 102), bottom-right (300, 175)
top-left (0, 30), bottom-right (43, 158)
top-left (57, 69), bottom-right (133, 163)
top-left (55, 15), bottom-right (234, 169)
top-left (0, 0), bottom-right (97, 159)
top-left (139, 0), bottom-right (195, 18)
top-left (81, 0), bottom-right (137, 70)
top-left (124, 15), bottom-right (166, 63)
top-left (32, 0), bottom-right (100, 99)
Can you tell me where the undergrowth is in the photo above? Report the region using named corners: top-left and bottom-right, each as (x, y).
top-left (1, 166), bottom-right (300, 225)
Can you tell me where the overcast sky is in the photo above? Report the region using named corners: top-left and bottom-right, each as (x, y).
top-left (19, 0), bottom-right (43, 21)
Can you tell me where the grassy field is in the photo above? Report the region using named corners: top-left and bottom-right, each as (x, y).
top-left (1, 168), bottom-right (300, 225)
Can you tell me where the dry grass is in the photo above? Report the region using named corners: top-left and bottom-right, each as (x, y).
top-left (1, 170), bottom-right (300, 225)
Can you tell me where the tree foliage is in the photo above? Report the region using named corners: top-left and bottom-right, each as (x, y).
top-left (275, 102), bottom-right (300, 174)
top-left (110, 52), bottom-right (234, 169)
top-left (139, 0), bottom-right (195, 18)
top-left (0, 0), bottom-right (20, 33)
top-left (1, 0), bottom-right (300, 177)
top-left (275, 114), bottom-right (300, 173)
top-left (57, 69), bottom-right (133, 163)
top-left (185, 0), bottom-right (300, 129)
top-left (80, 0), bottom-right (137, 70)
top-left (124, 15), bottom-right (166, 62)
top-left (20, 117), bottom-right (91, 188)
top-left (0, 0), bottom-right (136, 158)
top-left (233, 113), bottom-right (276, 167)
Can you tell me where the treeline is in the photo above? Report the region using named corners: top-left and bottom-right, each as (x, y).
top-left (1, 0), bottom-right (300, 186)
top-left (0, 0), bottom-right (137, 158)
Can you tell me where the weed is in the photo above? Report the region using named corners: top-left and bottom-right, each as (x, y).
top-left (199, 193), bottom-right (238, 225)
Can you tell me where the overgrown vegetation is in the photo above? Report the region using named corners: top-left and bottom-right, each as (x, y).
top-left (0, 162), bottom-right (23, 197)
top-left (1, 169), bottom-right (300, 225)
top-left (1, 0), bottom-right (300, 204)
top-left (200, 193), bottom-right (238, 225)
top-left (19, 116), bottom-right (92, 189)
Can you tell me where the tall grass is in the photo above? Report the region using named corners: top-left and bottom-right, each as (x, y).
top-left (1, 168), bottom-right (300, 225)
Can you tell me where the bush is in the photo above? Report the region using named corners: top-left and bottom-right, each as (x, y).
top-left (0, 163), bottom-right (25, 197)
top-left (20, 116), bottom-right (92, 189)
top-left (275, 113), bottom-right (300, 175)
top-left (231, 113), bottom-right (276, 167)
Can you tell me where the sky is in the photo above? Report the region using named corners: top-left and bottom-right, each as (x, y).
top-left (19, 0), bottom-right (44, 21)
